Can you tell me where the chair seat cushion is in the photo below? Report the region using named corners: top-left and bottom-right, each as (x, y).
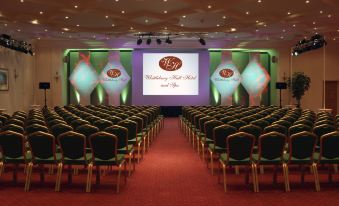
top-left (93, 154), bottom-right (125, 165)
top-left (253, 154), bottom-right (283, 164)
top-left (314, 152), bottom-right (339, 164)
top-left (32, 153), bottom-right (62, 164)
top-left (128, 136), bottom-right (143, 144)
top-left (118, 145), bottom-right (134, 154)
top-left (62, 153), bottom-right (92, 165)
top-left (283, 153), bottom-right (314, 164)
top-left (208, 144), bottom-right (226, 153)
top-left (220, 153), bottom-right (252, 165)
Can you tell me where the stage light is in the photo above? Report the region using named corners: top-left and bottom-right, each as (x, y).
top-left (199, 38), bottom-right (206, 45)
top-left (292, 34), bottom-right (326, 56)
top-left (146, 38), bottom-right (151, 45)
top-left (137, 38), bottom-right (142, 45)
top-left (0, 34), bottom-right (34, 55)
top-left (156, 38), bottom-right (162, 44)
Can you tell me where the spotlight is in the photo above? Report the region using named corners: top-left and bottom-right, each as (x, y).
top-left (146, 38), bottom-right (151, 45)
top-left (0, 33), bottom-right (34, 55)
top-left (165, 37), bottom-right (172, 44)
top-left (137, 38), bottom-right (142, 45)
top-left (292, 34), bottom-right (327, 56)
top-left (156, 38), bottom-right (162, 45)
top-left (199, 38), bottom-right (206, 45)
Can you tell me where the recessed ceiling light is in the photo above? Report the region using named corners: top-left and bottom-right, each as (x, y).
top-left (44, 29), bottom-right (48, 32)
top-left (280, 36), bottom-right (284, 39)
top-left (320, 10), bottom-right (323, 14)
top-left (115, 0), bottom-right (119, 2)
top-left (314, 27), bottom-right (317, 30)
top-left (61, 31), bottom-right (64, 34)
top-left (264, 24), bottom-right (267, 27)
top-left (337, 29), bottom-right (339, 32)
top-left (293, 24), bottom-right (296, 27)
top-left (182, 15), bottom-right (186, 18)
top-left (63, 28), bottom-right (69, 31)
top-left (39, 11), bottom-right (43, 15)
top-left (4, 23), bottom-right (7, 26)
top-left (305, 0), bottom-right (310, 3)
top-left (20, 0), bottom-right (24, 3)
top-left (74, 5), bottom-right (78, 8)
top-left (333, 38), bottom-right (336, 41)
top-left (164, 27), bottom-right (167, 30)
top-left (217, 24), bottom-right (220, 27)
top-left (37, 37), bottom-right (40, 40)
top-left (246, 11), bottom-right (250, 15)
top-left (17, 29), bottom-right (21, 32)
top-left (207, 5), bottom-right (212, 9)
top-left (130, 26), bottom-right (134, 30)
top-left (313, 21), bottom-right (316, 24)
top-left (31, 19), bottom-right (39, 24)
top-left (65, 16), bottom-right (69, 19)
top-left (163, 0), bottom-right (167, 1)
top-left (256, 20), bottom-right (259, 23)
top-left (328, 14), bottom-right (332, 18)
top-left (255, 29), bottom-right (259, 32)
top-left (105, 15), bottom-right (109, 19)
top-left (287, 11), bottom-right (291, 15)
top-left (222, 16), bottom-right (226, 19)
top-left (121, 10), bottom-right (125, 14)
top-left (282, 29), bottom-right (286, 32)
top-left (257, 0), bottom-right (262, 3)
top-left (181, 24), bottom-right (184, 27)
top-left (145, 19), bottom-right (149, 23)
top-left (231, 28), bottom-right (236, 32)
top-left (76, 24), bottom-right (80, 27)
top-left (164, 10), bottom-right (167, 13)
top-left (112, 24), bottom-right (115, 27)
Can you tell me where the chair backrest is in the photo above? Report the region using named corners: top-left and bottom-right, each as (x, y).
top-left (213, 124), bottom-right (237, 149)
top-left (48, 119), bottom-right (67, 127)
top-left (320, 131), bottom-right (339, 160)
top-left (84, 116), bottom-right (101, 124)
top-left (6, 118), bottom-right (24, 127)
top-left (26, 123), bottom-right (49, 134)
top-left (258, 132), bottom-right (286, 160)
top-left (26, 118), bottom-right (46, 126)
top-left (105, 116), bottom-right (123, 125)
top-left (313, 124), bottom-right (336, 143)
top-left (250, 119), bottom-right (270, 130)
top-left (263, 124), bottom-right (287, 136)
top-left (28, 131), bottom-right (56, 160)
top-left (118, 120), bottom-right (138, 141)
top-left (315, 119), bottom-right (335, 127)
top-left (204, 120), bottom-right (224, 141)
top-left (70, 119), bottom-right (90, 129)
top-left (89, 131), bottom-right (118, 161)
top-left (58, 131), bottom-right (86, 160)
top-left (50, 123), bottom-right (73, 138)
top-left (294, 119), bottom-right (313, 128)
top-left (198, 116), bottom-right (214, 132)
top-left (240, 116), bottom-right (256, 124)
top-left (129, 116), bottom-right (144, 133)
top-left (289, 123), bottom-right (312, 136)
top-left (227, 132), bottom-right (255, 161)
top-left (220, 116), bottom-right (237, 124)
top-left (288, 131), bottom-right (317, 161)
top-left (272, 119), bottom-right (292, 129)
top-left (93, 119), bottom-right (113, 131)
top-left (75, 124), bottom-right (99, 138)
top-left (0, 131), bottom-right (26, 159)
top-left (227, 119), bottom-right (247, 130)
top-left (1, 124), bottom-right (24, 134)
top-left (104, 125), bottom-right (129, 149)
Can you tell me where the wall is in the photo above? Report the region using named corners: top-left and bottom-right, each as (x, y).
top-left (0, 47), bottom-right (35, 114)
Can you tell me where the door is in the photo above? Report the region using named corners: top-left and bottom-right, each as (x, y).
top-left (324, 81), bottom-right (338, 115)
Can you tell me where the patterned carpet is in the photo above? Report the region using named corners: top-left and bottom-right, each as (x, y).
top-left (0, 118), bottom-right (339, 206)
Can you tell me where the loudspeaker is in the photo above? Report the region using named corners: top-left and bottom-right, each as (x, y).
top-left (39, 82), bottom-right (50, 89)
top-left (276, 82), bottom-right (287, 89)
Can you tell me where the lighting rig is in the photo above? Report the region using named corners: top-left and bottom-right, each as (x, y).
top-left (292, 34), bottom-right (327, 56)
top-left (0, 34), bottom-right (34, 55)
top-left (135, 32), bottom-right (206, 45)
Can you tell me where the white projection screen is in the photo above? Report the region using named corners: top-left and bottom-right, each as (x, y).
top-left (143, 53), bottom-right (199, 95)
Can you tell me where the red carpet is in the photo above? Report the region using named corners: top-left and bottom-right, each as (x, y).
top-left (0, 118), bottom-right (339, 206)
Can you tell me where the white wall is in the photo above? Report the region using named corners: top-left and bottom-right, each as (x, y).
top-left (0, 47), bottom-right (35, 114)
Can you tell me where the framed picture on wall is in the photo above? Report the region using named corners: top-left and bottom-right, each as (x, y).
top-left (0, 68), bottom-right (9, 91)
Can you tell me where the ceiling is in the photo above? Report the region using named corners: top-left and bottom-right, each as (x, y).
top-left (0, 0), bottom-right (339, 46)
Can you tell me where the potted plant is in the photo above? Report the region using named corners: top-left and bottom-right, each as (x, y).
top-left (287, 72), bottom-right (311, 108)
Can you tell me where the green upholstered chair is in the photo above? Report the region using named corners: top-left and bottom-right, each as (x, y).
top-left (219, 132), bottom-right (258, 192)
top-left (75, 124), bottom-right (99, 150)
top-left (56, 131), bottom-right (92, 192)
top-left (84, 116), bottom-right (101, 124)
top-left (272, 120), bottom-right (292, 129)
top-left (50, 123), bottom-right (73, 138)
top-left (196, 116), bottom-right (214, 153)
top-left (0, 131), bottom-right (30, 190)
top-left (47, 119), bottom-right (67, 128)
top-left (6, 118), bottom-right (25, 127)
top-left (26, 131), bottom-right (61, 191)
top-left (316, 131), bottom-right (339, 187)
top-left (93, 119), bottom-right (113, 131)
top-left (201, 120), bottom-right (224, 161)
top-left (227, 119), bottom-right (247, 130)
top-left (250, 119), bottom-right (270, 131)
top-left (254, 132), bottom-right (288, 192)
top-left (263, 124), bottom-right (288, 136)
top-left (313, 124), bottom-right (336, 146)
top-left (26, 123), bottom-right (49, 135)
top-left (289, 124), bottom-right (312, 136)
top-left (240, 116), bottom-right (257, 124)
top-left (208, 124), bottom-right (237, 175)
top-left (26, 119), bottom-right (46, 127)
top-left (70, 119), bottom-right (90, 129)
top-left (285, 131), bottom-right (319, 191)
top-left (105, 125), bottom-right (135, 176)
top-left (239, 124), bottom-right (262, 144)
top-left (220, 116), bottom-right (237, 124)
top-left (88, 131), bottom-right (126, 193)
top-left (293, 119), bottom-right (314, 128)
top-left (105, 116), bottom-right (123, 125)
top-left (2, 124), bottom-right (24, 134)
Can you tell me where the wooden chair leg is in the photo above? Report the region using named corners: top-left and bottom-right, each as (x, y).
top-left (235, 166), bottom-right (240, 175)
top-left (222, 162), bottom-right (227, 192)
top-left (210, 151), bottom-right (214, 175)
top-left (312, 163), bottom-right (320, 192)
top-left (284, 164), bottom-right (290, 192)
top-left (0, 162), bottom-right (3, 177)
top-left (251, 163), bottom-right (258, 192)
top-left (128, 153), bottom-right (132, 176)
top-left (24, 162), bottom-right (33, 191)
top-left (116, 164), bottom-right (122, 194)
top-left (282, 163), bottom-right (290, 192)
top-left (55, 163), bottom-right (63, 192)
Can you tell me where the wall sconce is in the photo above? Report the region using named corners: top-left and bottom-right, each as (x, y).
top-left (54, 71), bottom-right (60, 81)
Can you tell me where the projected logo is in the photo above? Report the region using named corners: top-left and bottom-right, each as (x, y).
top-left (107, 69), bottom-right (121, 78)
top-left (159, 56), bottom-right (182, 71)
top-left (219, 69), bottom-right (234, 78)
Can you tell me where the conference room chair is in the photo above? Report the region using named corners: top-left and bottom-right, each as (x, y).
top-left (195, 116), bottom-right (214, 152)
top-left (313, 124), bottom-right (336, 146)
top-left (93, 119), bottom-right (113, 131)
top-left (50, 123), bottom-right (73, 139)
top-left (105, 125), bottom-right (135, 176)
top-left (227, 119), bottom-right (247, 130)
top-left (254, 132), bottom-right (288, 192)
top-left (88, 131), bottom-right (127, 193)
top-left (129, 116), bottom-right (149, 151)
top-left (250, 119), bottom-right (270, 131)
top-left (220, 116), bottom-right (237, 125)
top-left (1, 124), bottom-right (25, 134)
top-left (6, 118), bottom-right (25, 127)
top-left (48, 119), bottom-right (67, 128)
top-left (105, 116), bottom-right (123, 125)
top-left (201, 120), bottom-right (224, 161)
top-left (26, 119), bottom-right (46, 127)
top-left (263, 124), bottom-right (288, 136)
top-left (284, 131), bottom-right (319, 191)
top-left (293, 119), bottom-right (314, 128)
top-left (0, 115), bottom-right (8, 125)
top-left (240, 116), bottom-right (257, 124)
top-left (84, 116), bottom-right (101, 125)
top-left (56, 131), bottom-right (92, 192)
top-left (272, 120), bottom-right (292, 130)
top-left (0, 131), bottom-right (30, 190)
top-left (289, 124), bottom-right (312, 136)
top-left (239, 124), bottom-right (262, 144)
top-left (314, 119), bottom-right (336, 127)
top-left (70, 119), bottom-right (89, 129)
top-left (208, 124), bottom-right (237, 175)
top-left (26, 131), bottom-right (61, 191)
top-left (316, 131), bottom-right (339, 188)
top-left (218, 132), bottom-right (258, 192)
top-left (26, 124), bottom-right (49, 135)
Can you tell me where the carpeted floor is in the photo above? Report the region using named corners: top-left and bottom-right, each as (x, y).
top-left (0, 118), bottom-right (339, 206)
